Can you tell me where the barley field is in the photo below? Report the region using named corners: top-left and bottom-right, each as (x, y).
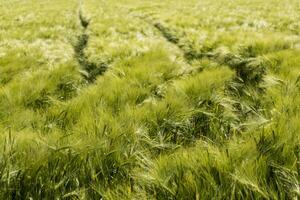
top-left (0, 0), bottom-right (299, 199)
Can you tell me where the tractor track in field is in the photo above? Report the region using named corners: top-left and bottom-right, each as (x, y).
top-left (132, 12), bottom-right (275, 132)
top-left (152, 22), bottom-right (215, 63)
top-left (129, 10), bottom-right (214, 64)
top-left (73, 7), bottom-right (108, 84)
top-left (133, 14), bottom-right (201, 65)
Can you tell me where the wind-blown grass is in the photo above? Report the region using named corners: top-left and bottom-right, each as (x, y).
top-left (0, 0), bottom-right (299, 199)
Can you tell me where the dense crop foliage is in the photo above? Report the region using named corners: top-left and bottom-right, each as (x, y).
top-left (0, 0), bottom-right (299, 199)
